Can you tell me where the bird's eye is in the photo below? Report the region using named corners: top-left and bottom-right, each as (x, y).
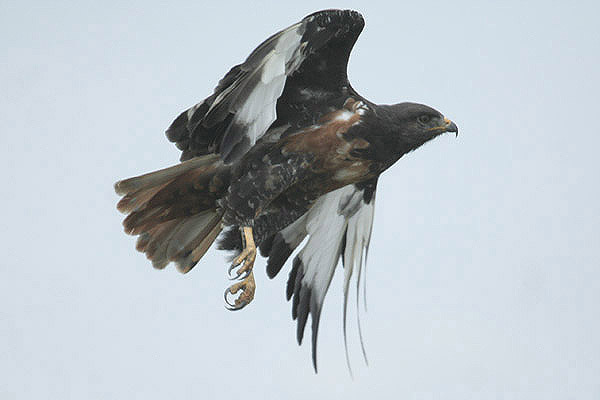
top-left (417, 115), bottom-right (431, 124)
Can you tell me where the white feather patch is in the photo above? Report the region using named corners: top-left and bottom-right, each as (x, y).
top-left (342, 190), bottom-right (375, 372)
top-left (298, 187), bottom-right (353, 302)
top-left (211, 25), bottom-right (304, 151)
top-left (288, 184), bottom-right (376, 372)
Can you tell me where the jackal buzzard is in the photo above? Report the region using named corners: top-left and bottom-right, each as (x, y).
top-left (115, 9), bottom-right (458, 371)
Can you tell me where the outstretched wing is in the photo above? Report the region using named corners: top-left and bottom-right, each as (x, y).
top-left (166, 9), bottom-right (365, 163)
top-left (261, 179), bottom-right (377, 372)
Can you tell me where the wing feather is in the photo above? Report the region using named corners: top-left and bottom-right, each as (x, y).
top-left (341, 189), bottom-right (375, 374)
top-left (166, 9), bottom-right (365, 162)
top-left (265, 181), bottom-right (377, 371)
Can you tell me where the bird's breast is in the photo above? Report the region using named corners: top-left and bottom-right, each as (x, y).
top-left (281, 97), bottom-right (373, 187)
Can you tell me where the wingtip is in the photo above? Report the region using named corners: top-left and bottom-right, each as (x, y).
top-left (311, 331), bottom-right (319, 374)
top-left (310, 303), bottom-right (322, 374)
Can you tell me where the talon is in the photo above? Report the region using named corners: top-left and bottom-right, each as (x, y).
top-left (227, 262), bottom-right (239, 279)
top-left (224, 287), bottom-right (234, 306)
top-left (228, 255), bottom-right (253, 280)
top-left (224, 271), bottom-right (255, 311)
top-left (223, 226), bottom-right (257, 310)
top-left (228, 268), bottom-right (250, 281)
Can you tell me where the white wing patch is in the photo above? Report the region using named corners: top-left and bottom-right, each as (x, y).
top-left (341, 189), bottom-right (375, 374)
top-left (299, 186), bottom-right (350, 313)
top-left (280, 184), bottom-right (377, 371)
top-left (167, 9), bottom-right (366, 165)
top-left (234, 26), bottom-right (303, 137)
top-left (210, 25), bottom-right (305, 161)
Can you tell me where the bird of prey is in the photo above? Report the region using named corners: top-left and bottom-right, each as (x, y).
top-left (114, 9), bottom-right (458, 371)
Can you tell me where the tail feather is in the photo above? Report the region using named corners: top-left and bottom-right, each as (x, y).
top-left (146, 220), bottom-right (180, 269)
top-left (115, 154), bottom-right (225, 273)
top-left (119, 158), bottom-right (223, 235)
top-left (117, 183), bottom-right (169, 214)
top-left (177, 214), bottom-right (223, 273)
top-left (114, 154), bottom-right (220, 195)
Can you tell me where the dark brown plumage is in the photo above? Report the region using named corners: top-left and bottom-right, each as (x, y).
top-left (115, 9), bottom-right (457, 372)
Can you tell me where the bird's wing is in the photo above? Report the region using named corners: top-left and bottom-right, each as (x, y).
top-left (262, 179), bottom-right (377, 372)
top-left (166, 9), bottom-right (365, 163)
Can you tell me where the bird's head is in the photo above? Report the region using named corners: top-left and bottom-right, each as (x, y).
top-left (383, 102), bottom-right (458, 150)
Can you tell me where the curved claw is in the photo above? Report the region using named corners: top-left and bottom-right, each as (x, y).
top-left (228, 252), bottom-right (253, 281)
top-left (223, 287), bottom-right (250, 311)
top-left (225, 303), bottom-right (245, 311)
top-left (229, 268), bottom-right (251, 281)
top-left (227, 262), bottom-right (240, 278)
top-left (227, 265), bottom-right (241, 281)
top-left (225, 301), bottom-right (248, 311)
top-left (224, 287), bottom-right (242, 310)
top-left (224, 286), bottom-right (233, 304)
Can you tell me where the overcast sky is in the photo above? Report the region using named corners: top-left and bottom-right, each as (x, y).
top-left (2, 1), bottom-right (599, 399)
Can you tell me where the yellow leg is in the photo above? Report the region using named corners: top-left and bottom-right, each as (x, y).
top-left (224, 226), bottom-right (257, 311)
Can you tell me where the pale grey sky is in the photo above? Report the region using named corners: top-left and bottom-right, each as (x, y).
top-left (2, 1), bottom-right (599, 399)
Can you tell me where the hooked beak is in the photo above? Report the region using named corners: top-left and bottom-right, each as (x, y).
top-left (444, 118), bottom-right (459, 137)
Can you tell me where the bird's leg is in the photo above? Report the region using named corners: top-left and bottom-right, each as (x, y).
top-left (224, 226), bottom-right (257, 311)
